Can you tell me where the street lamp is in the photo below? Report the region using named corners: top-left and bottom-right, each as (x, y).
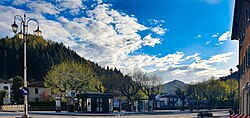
top-left (230, 68), bottom-right (233, 74)
top-left (11, 14), bottom-right (42, 118)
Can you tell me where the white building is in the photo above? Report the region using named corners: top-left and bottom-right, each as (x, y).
top-left (28, 81), bottom-right (51, 102)
top-left (155, 93), bottom-right (182, 109)
top-left (0, 78), bottom-right (11, 104)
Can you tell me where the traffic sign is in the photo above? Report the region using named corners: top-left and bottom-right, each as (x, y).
top-left (20, 87), bottom-right (29, 95)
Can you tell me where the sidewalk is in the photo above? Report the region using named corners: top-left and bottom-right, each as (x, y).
top-left (29, 111), bottom-right (124, 116)
top-left (28, 110), bottom-right (174, 116)
top-left (1, 109), bottom-right (229, 116)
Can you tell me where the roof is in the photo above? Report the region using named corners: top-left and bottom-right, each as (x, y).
top-left (77, 92), bottom-right (113, 98)
top-left (28, 81), bottom-right (45, 87)
top-left (0, 78), bottom-right (10, 83)
top-left (160, 95), bottom-right (179, 98)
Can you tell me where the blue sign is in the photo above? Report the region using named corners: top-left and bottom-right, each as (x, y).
top-left (20, 87), bottom-right (29, 95)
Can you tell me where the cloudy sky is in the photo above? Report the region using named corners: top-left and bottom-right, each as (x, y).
top-left (0, 0), bottom-right (238, 83)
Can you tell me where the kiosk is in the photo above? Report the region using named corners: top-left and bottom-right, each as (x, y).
top-left (76, 93), bottom-right (113, 113)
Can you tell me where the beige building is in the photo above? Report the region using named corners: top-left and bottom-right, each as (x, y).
top-left (28, 81), bottom-right (51, 102)
top-left (231, 0), bottom-right (250, 115)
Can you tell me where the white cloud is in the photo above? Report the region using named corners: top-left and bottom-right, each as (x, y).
top-left (56, 0), bottom-right (86, 15)
top-left (148, 19), bottom-right (165, 25)
top-left (207, 52), bottom-right (233, 63)
top-left (143, 34), bottom-right (161, 47)
top-left (12, 0), bottom-right (30, 5)
top-left (218, 31), bottom-right (231, 42)
top-left (57, 16), bottom-right (69, 23)
top-left (0, 5), bottom-right (26, 38)
top-left (151, 25), bottom-right (167, 35)
top-left (205, 40), bottom-right (211, 45)
top-left (194, 35), bottom-right (202, 39)
top-left (27, 1), bottom-right (59, 15)
top-left (212, 33), bottom-right (219, 38)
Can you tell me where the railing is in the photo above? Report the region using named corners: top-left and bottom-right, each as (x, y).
top-left (0, 105), bottom-right (24, 111)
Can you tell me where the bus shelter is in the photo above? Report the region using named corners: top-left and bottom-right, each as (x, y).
top-left (76, 93), bottom-right (113, 113)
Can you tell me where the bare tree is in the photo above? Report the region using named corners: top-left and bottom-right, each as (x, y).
top-left (120, 75), bottom-right (140, 111)
top-left (175, 84), bottom-right (191, 111)
top-left (140, 74), bottom-right (163, 100)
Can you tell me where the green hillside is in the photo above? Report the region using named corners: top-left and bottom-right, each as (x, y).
top-left (0, 35), bottom-right (123, 82)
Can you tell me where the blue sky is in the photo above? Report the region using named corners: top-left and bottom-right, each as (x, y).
top-left (0, 0), bottom-right (238, 83)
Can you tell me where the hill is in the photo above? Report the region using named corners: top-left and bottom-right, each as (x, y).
top-left (162, 79), bottom-right (186, 94)
top-left (0, 35), bottom-right (123, 82)
top-left (219, 71), bottom-right (238, 81)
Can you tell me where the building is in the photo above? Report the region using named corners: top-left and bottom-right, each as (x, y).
top-left (28, 81), bottom-right (51, 102)
top-left (0, 78), bottom-right (11, 104)
top-left (155, 93), bottom-right (181, 110)
top-left (231, 0), bottom-right (250, 115)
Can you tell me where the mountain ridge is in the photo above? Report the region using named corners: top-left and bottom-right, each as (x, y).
top-left (162, 79), bottom-right (186, 94)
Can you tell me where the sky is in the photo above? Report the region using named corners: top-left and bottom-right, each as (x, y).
top-left (0, 0), bottom-right (238, 83)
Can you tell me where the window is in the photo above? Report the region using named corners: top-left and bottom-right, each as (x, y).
top-left (35, 88), bottom-right (38, 94)
top-left (246, 50), bottom-right (249, 68)
top-left (245, 56), bottom-right (247, 72)
top-left (35, 98), bottom-right (39, 102)
top-left (248, 46), bottom-right (250, 68)
top-left (96, 98), bottom-right (103, 112)
top-left (3, 86), bottom-right (8, 90)
top-left (100, 98), bottom-right (103, 112)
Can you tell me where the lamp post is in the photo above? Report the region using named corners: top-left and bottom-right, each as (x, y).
top-left (11, 14), bottom-right (42, 118)
top-left (230, 68), bottom-right (233, 75)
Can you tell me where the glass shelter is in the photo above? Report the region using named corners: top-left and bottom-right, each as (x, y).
top-left (76, 93), bottom-right (113, 113)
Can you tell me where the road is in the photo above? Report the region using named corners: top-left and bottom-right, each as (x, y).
top-left (0, 111), bottom-right (229, 118)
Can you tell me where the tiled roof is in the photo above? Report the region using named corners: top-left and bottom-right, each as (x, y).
top-left (28, 81), bottom-right (45, 87)
top-left (0, 78), bottom-right (10, 83)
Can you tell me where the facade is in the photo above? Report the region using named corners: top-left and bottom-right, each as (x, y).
top-left (28, 81), bottom-right (51, 102)
top-left (231, 0), bottom-right (250, 115)
top-left (0, 79), bottom-right (11, 104)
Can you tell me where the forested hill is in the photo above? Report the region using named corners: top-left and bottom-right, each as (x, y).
top-left (0, 35), bottom-right (123, 81)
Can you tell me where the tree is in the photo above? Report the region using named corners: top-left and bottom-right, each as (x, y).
top-left (92, 74), bottom-right (121, 93)
top-left (201, 78), bottom-right (221, 110)
top-left (44, 61), bottom-right (95, 96)
top-left (225, 79), bottom-right (238, 108)
top-left (187, 82), bottom-right (205, 110)
top-left (11, 76), bottom-right (23, 104)
top-left (97, 76), bottom-right (115, 93)
top-left (175, 84), bottom-right (191, 111)
top-left (0, 90), bottom-right (7, 105)
top-left (121, 75), bottom-right (140, 101)
top-left (40, 90), bottom-right (54, 102)
top-left (140, 74), bottom-right (163, 100)
top-left (141, 74), bottom-right (163, 111)
top-left (87, 77), bottom-right (104, 93)
top-left (217, 80), bottom-right (227, 109)
top-left (120, 75), bottom-right (140, 111)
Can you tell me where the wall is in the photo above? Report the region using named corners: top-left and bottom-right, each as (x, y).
top-left (0, 82), bottom-right (11, 104)
top-left (28, 87), bottom-right (51, 102)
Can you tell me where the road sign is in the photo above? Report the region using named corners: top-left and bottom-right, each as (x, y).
top-left (20, 87), bottom-right (29, 95)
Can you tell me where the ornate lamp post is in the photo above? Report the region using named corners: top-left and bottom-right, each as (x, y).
top-left (11, 14), bottom-right (42, 118)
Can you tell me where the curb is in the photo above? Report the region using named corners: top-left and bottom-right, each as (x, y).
top-left (29, 112), bottom-right (124, 116)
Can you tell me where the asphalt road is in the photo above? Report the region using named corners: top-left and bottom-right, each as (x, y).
top-left (0, 111), bottom-right (229, 118)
